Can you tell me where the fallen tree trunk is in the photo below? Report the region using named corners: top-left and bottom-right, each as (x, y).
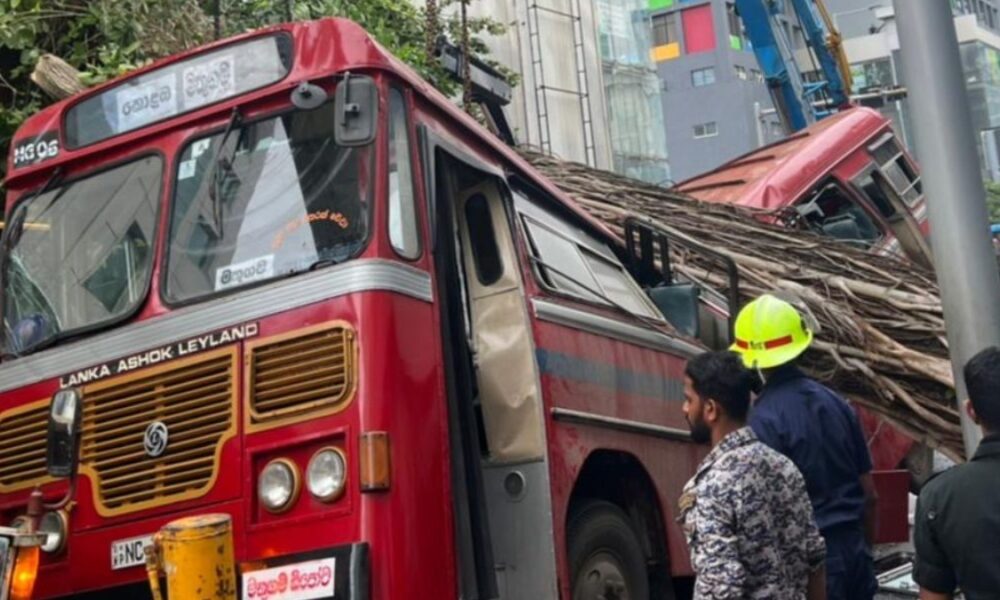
top-left (30, 54), bottom-right (84, 100)
top-left (522, 151), bottom-right (964, 461)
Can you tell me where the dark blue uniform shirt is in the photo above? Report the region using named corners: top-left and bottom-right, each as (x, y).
top-left (749, 365), bottom-right (873, 533)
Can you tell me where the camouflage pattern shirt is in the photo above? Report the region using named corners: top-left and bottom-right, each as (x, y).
top-left (680, 427), bottom-right (826, 599)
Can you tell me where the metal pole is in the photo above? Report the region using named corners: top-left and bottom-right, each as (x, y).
top-left (214, 0), bottom-right (221, 40)
top-left (754, 101), bottom-right (766, 147)
top-left (894, 1), bottom-right (1000, 458)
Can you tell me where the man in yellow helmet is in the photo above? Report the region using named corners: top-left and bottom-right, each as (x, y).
top-left (731, 293), bottom-right (879, 600)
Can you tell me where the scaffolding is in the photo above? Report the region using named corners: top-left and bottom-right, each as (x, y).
top-left (526, 0), bottom-right (597, 166)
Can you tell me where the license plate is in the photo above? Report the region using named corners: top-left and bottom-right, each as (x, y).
top-left (242, 557), bottom-right (336, 600)
top-left (110, 535), bottom-right (153, 570)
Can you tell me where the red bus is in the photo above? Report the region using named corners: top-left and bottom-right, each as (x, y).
top-left (0, 18), bottom-right (906, 599)
top-left (0, 18), bottom-right (711, 599)
top-left (677, 106), bottom-right (932, 269)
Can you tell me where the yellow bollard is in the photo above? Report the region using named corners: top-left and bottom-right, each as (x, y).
top-left (145, 514), bottom-right (237, 600)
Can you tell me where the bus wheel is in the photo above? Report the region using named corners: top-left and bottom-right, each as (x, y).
top-left (569, 500), bottom-right (650, 600)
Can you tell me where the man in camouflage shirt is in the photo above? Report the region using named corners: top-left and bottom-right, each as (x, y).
top-left (680, 351), bottom-right (827, 599)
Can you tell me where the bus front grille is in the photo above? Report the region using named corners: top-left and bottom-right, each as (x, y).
top-left (246, 322), bottom-right (356, 431)
top-left (0, 400), bottom-right (52, 492)
top-left (80, 347), bottom-right (237, 516)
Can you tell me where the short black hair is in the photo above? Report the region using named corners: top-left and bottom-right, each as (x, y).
top-left (964, 346), bottom-right (1000, 431)
top-left (685, 351), bottom-right (753, 422)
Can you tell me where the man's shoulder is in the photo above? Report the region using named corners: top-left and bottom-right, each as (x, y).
top-left (920, 461), bottom-right (984, 498)
top-left (713, 439), bottom-right (797, 482)
top-left (752, 440), bottom-right (802, 477)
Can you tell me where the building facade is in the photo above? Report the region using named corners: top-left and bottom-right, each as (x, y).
top-left (822, 0), bottom-right (1000, 180)
top-left (448, 0), bottom-right (671, 184)
top-left (648, 0), bottom-right (1000, 182)
top-left (647, 0), bottom-right (796, 181)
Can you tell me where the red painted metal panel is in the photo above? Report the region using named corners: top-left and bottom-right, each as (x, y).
top-left (532, 314), bottom-right (704, 593)
top-left (872, 470), bottom-right (910, 544)
top-left (682, 5), bottom-right (716, 54)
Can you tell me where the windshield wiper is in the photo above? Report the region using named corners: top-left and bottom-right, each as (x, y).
top-left (204, 108), bottom-right (243, 237)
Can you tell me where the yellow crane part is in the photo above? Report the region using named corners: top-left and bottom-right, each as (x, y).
top-left (145, 514), bottom-right (237, 600)
top-left (814, 0), bottom-right (854, 94)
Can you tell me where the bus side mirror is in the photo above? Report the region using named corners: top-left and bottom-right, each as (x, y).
top-left (46, 388), bottom-right (82, 479)
top-left (334, 74), bottom-right (378, 146)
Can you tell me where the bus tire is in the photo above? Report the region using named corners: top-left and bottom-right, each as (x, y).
top-left (569, 500), bottom-right (650, 600)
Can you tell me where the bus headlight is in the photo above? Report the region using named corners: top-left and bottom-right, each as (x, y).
top-left (258, 459), bottom-right (299, 513)
top-left (306, 448), bottom-right (346, 502)
top-left (38, 511), bottom-right (68, 553)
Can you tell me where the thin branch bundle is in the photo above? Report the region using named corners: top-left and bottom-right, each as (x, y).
top-left (523, 151), bottom-right (963, 461)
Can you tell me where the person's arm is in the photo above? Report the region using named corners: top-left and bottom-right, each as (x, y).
top-left (859, 472), bottom-right (878, 546)
top-left (789, 462), bottom-right (827, 600)
top-left (691, 485), bottom-right (746, 599)
top-left (807, 565), bottom-right (826, 600)
top-left (846, 403), bottom-right (878, 546)
top-left (912, 488), bottom-right (957, 598)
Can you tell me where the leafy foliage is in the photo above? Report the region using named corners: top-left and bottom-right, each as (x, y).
top-left (0, 0), bottom-right (505, 186)
top-left (985, 180), bottom-right (1000, 224)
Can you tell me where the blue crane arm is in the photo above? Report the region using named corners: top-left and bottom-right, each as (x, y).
top-left (734, 0), bottom-right (851, 132)
top-left (787, 0), bottom-right (850, 107)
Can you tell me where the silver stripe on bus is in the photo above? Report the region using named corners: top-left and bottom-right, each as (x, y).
top-left (551, 407), bottom-right (693, 443)
top-left (0, 259), bottom-right (433, 393)
top-left (532, 298), bottom-right (703, 358)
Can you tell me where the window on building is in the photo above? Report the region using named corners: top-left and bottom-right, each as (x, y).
top-left (793, 25), bottom-right (806, 50)
top-left (694, 121), bottom-right (719, 138)
top-left (735, 65), bottom-right (748, 80)
top-left (850, 59), bottom-right (894, 93)
top-left (727, 3), bottom-right (741, 38)
top-left (751, 68), bottom-right (763, 82)
top-left (691, 67), bottom-right (716, 86)
top-left (652, 12), bottom-right (680, 46)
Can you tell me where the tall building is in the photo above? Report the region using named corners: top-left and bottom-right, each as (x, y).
top-left (596, 0), bottom-right (672, 183)
top-left (649, 0), bottom-right (1000, 182)
top-left (447, 0), bottom-right (671, 183)
top-left (820, 0), bottom-right (1000, 180)
top-left (647, 0), bottom-right (798, 181)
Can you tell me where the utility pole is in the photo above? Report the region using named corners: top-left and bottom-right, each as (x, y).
top-left (894, 1), bottom-right (1000, 458)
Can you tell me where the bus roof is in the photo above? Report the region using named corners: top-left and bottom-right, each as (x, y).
top-left (674, 106), bottom-right (892, 211)
top-left (8, 18), bottom-right (618, 243)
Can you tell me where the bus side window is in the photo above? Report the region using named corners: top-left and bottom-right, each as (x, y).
top-left (855, 169), bottom-right (902, 222)
top-left (464, 194), bottom-right (503, 285)
top-left (869, 133), bottom-right (923, 205)
top-left (513, 191), bottom-right (662, 320)
top-left (796, 181), bottom-right (884, 249)
top-left (387, 88), bottom-right (420, 259)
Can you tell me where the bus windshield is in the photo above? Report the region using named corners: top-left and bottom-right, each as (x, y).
top-left (2, 156), bottom-right (162, 355)
top-left (165, 102), bottom-right (372, 303)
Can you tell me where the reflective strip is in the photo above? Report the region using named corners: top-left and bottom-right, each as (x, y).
top-left (734, 335), bottom-right (794, 350)
top-left (764, 335), bottom-right (794, 349)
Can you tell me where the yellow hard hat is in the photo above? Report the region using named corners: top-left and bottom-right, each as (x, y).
top-left (730, 294), bottom-right (814, 369)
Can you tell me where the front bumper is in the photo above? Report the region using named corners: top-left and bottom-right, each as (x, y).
top-left (241, 543), bottom-right (369, 600)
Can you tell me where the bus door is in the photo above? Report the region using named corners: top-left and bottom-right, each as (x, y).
top-left (429, 145), bottom-right (559, 599)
